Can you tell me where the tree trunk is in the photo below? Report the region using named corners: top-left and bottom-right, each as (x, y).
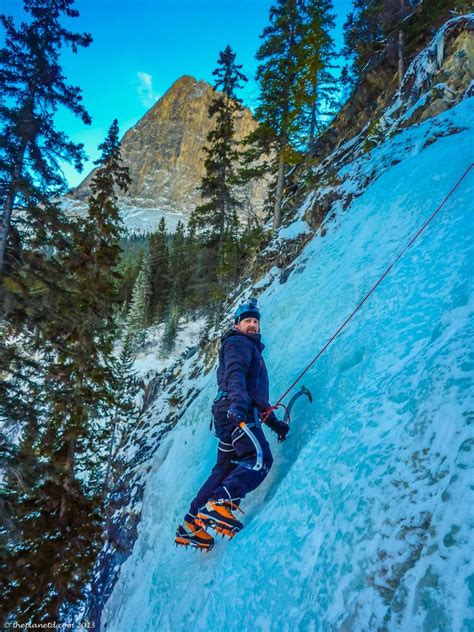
top-left (104, 422), bottom-right (117, 493)
top-left (1, 103), bottom-right (33, 274)
top-left (398, 0), bottom-right (407, 87)
top-left (58, 437), bottom-right (75, 529)
top-left (309, 79), bottom-right (318, 155)
top-left (398, 28), bottom-right (405, 86)
top-left (273, 148), bottom-right (286, 230)
top-left (0, 162), bottom-right (23, 275)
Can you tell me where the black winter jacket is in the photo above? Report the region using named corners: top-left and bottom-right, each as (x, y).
top-left (216, 329), bottom-right (271, 415)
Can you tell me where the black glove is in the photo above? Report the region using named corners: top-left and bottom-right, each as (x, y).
top-left (266, 417), bottom-right (290, 443)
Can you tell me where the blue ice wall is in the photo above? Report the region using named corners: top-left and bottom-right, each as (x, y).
top-left (102, 99), bottom-right (474, 632)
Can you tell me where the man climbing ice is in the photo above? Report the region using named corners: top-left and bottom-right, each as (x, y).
top-left (175, 299), bottom-right (289, 551)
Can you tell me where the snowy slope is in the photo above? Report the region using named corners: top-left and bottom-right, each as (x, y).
top-left (100, 98), bottom-right (474, 631)
top-left (61, 196), bottom-right (188, 233)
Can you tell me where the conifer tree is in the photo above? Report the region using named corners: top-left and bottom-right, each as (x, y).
top-left (0, 3), bottom-right (95, 619)
top-left (403, 0), bottom-right (467, 55)
top-left (190, 45), bottom-right (247, 249)
top-left (342, 0), bottom-right (384, 87)
top-left (104, 334), bottom-right (139, 492)
top-left (0, 0), bottom-right (92, 460)
top-left (149, 217), bottom-right (170, 322)
top-left (160, 303), bottom-right (181, 357)
top-left (125, 247), bottom-right (152, 349)
top-left (243, 0), bottom-right (337, 223)
top-left (296, 0), bottom-right (337, 153)
top-left (190, 46), bottom-right (248, 310)
top-left (237, 221), bottom-right (267, 268)
top-left (169, 220), bottom-right (189, 310)
top-left (181, 222), bottom-right (202, 311)
top-left (1, 120), bottom-right (133, 624)
top-left (0, 0), bottom-right (92, 274)
top-left (117, 254), bottom-right (139, 310)
top-left (253, 0), bottom-right (304, 229)
top-left (340, 0), bottom-right (450, 89)
top-left (214, 211), bottom-right (240, 300)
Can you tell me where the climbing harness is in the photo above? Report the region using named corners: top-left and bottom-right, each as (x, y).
top-left (264, 162), bottom-right (473, 417)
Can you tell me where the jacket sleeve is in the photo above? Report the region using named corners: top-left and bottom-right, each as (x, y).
top-left (223, 337), bottom-right (252, 411)
top-left (262, 409), bottom-right (278, 427)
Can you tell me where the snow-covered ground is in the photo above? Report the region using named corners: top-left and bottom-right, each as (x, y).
top-left (61, 196), bottom-right (188, 233)
top-left (133, 316), bottom-right (206, 381)
top-left (99, 91), bottom-right (474, 631)
top-left (118, 202), bottom-right (188, 233)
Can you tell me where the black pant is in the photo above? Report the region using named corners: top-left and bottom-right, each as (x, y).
top-left (187, 402), bottom-right (273, 516)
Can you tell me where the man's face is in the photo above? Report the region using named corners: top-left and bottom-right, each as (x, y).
top-left (236, 317), bottom-right (260, 335)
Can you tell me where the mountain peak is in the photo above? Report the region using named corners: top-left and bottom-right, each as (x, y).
top-left (72, 75), bottom-right (267, 231)
top-left (142, 74), bottom-right (214, 122)
top-left (159, 74), bottom-right (210, 100)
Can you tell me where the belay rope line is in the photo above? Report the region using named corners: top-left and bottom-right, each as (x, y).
top-left (264, 162), bottom-right (474, 421)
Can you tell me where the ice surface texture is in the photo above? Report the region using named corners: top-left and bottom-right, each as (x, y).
top-left (102, 99), bottom-right (474, 632)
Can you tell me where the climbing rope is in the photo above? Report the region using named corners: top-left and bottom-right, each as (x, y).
top-left (265, 162), bottom-right (473, 418)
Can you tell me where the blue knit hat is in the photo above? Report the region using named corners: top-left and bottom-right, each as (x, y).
top-left (234, 299), bottom-right (260, 323)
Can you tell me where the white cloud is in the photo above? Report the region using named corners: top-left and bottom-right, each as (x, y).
top-left (137, 72), bottom-right (160, 107)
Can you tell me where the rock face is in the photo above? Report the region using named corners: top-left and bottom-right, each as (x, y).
top-left (313, 15), bottom-right (474, 162)
top-left (301, 15), bottom-right (474, 232)
top-left (386, 16), bottom-right (474, 128)
top-left (73, 76), bottom-right (267, 229)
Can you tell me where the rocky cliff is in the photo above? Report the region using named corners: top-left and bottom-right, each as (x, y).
top-left (313, 13), bottom-right (474, 162)
top-left (283, 15), bottom-right (474, 236)
top-left (72, 75), bottom-right (267, 231)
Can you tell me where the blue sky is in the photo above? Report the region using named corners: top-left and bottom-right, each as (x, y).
top-left (2, 0), bottom-right (353, 187)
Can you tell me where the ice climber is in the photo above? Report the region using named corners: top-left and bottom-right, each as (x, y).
top-left (175, 300), bottom-right (289, 551)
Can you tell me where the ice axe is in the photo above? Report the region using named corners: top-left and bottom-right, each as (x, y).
top-left (282, 385), bottom-right (312, 425)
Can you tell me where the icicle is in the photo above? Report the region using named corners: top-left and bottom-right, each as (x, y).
top-left (436, 31), bottom-right (445, 70)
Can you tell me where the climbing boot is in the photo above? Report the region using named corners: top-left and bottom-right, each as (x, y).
top-left (175, 518), bottom-right (214, 551)
top-left (197, 500), bottom-right (244, 539)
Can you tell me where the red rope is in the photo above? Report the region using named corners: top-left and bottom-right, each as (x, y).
top-left (271, 162), bottom-right (473, 410)
top-left (262, 402), bottom-right (289, 423)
